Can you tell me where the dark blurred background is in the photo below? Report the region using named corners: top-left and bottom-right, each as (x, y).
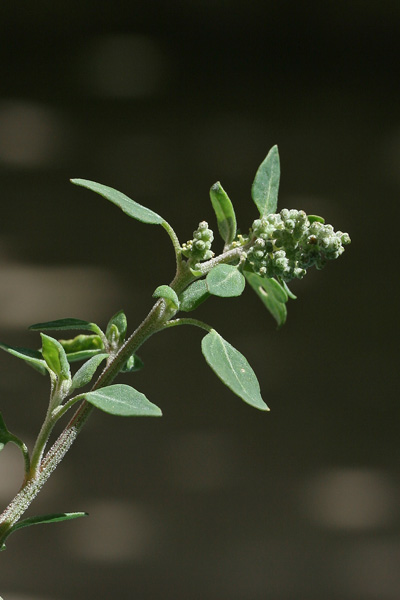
top-left (0, 2), bottom-right (398, 599)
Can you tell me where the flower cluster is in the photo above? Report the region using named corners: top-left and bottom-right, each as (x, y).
top-left (245, 209), bottom-right (351, 282)
top-left (181, 221), bottom-right (214, 267)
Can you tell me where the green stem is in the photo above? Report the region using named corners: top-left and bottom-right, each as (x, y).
top-left (162, 318), bottom-right (212, 333)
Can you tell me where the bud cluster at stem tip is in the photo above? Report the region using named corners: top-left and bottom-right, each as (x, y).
top-left (245, 209), bottom-right (351, 282)
top-left (181, 221), bottom-right (215, 267)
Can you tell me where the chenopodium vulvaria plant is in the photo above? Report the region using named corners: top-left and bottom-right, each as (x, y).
top-left (0, 146), bottom-right (350, 551)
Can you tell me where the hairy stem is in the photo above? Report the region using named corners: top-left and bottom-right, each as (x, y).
top-left (0, 244), bottom-right (245, 546)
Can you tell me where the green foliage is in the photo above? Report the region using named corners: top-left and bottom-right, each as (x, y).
top-left (0, 512), bottom-right (87, 551)
top-left (59, 334), bottom-right (104, 362)
top-left (71, 354), bottom-right (109, 391)
top-left (0, 413), bottom-right (22, 453)
top-left (209, 182), bottom-right (237, 245)
top-left (206, 264), bottom-right (246, 297)
top-left (29, 318), bottom-right (102, 335)
top-left (0, 145), bottom-right (351, 553)
top-left (121, 353), bottom-right (144, 373)
top-left (0, 342), bottom-right (47, 375)
top-left (84, 384), bottom-right (162, 417)
top-left (40, 334), bottom-right (71, 381)
top-left (106, 310), bottom-right (128, 350)
top-left (201, 329), bottom-right (268, 411)
top-left (251, 145), bottom-right (280, 217)
top-left (178, 280), bottom-right (210, 312)
top-left (153, 285), bottom-right (180, 310)
top-left (244, 272), bottom-right (288, 327)
top-left (71, 179), bottom-right (164, 225)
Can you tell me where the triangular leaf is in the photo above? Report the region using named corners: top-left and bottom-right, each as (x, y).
top-left (71, 179), bottom-right (164, 225)
top-left (0, 342), bottom-right (48, 374)
top-left (209, 182), bottom-right (237, 245)
top-left (71, 353), bottom-right (109, 391)
top-left (178, 280), bottom-right (210, 312)
top-left (206, 265), bottom-right (245, 298)
top-left (245, 272), bottom-right (288, 327)
top-left (84, 384), bottom-right (162, 417)
top-left (251, 145), bottom-right (280, 217)
top-left (41, 334), bottom-right (71, 380)
top-left (153, 285), bottom-right (180, 310)
top-left (29, 318), bottom-right (102, 335)
top-left (201, 329), bottom-right (268, 411)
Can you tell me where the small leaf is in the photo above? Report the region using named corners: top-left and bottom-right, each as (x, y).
top-left (71, 179), bottom-right (164, 225)
top-left (206, 265), bottom-right (245, 298)
top-left (59, 334), bottom-right (104, 362)
top-left (280, 279), bottom-right (297, 300)
top-left (178, 280), bottom-right (210, 312)
top-left (13, 512), bottom-right (88, 532)
top-left (41, 334), bottom-right (71, 380)
top-left (71, 353), bottom-right (109, 391)
top-left (308, 214), bottom-right (325, 224)
top-left (1, 512), bottom-right (88, 548)
top-left (121, 353), bottom-right (144, 373)
top-left (106, 310), bottom-right (127, 345)
top-left (0, 413), bottom-right (12, 452)
top-left (153, 285), bottom-right (180, 310)
top-left (84, 384), bottom-right (162, 417)
top-left (245, 272), bottom-right (287, 327)
top-left (63, 349), bottom-right (104, 362)
top-left (209, 182), bottom-right (237, 245)
top-left (29, 318), bottom-right (101, 335)
top-left (0, 342), bottom-right (48, 374)
top-left (201, 329), bottom-right (268, 411)
top-left (0, 413), bottom-right (28, 462)
top-left (251, 145), bottom-right (280, 217)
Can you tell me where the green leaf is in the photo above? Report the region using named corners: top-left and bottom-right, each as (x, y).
top-left (121, 353), bottom-right (144, 373)
top-left (0, 342), bottom-right (48, 375)
top-left (201, 329), bottom-right (268, 411)
top-left (71, 353), bottom-right (109, 391)
top-left (84, 384), bottom-right (162, 417)
top-left (308, 214), bottom-right (325, 224)
top-left (58, 333), bottom-right (104, 362)
top-left (0, 512), bottom-right (88, 548)
top-left (0, 413), bottom-right (28, 465)
top-left (106, 310), bottom-right (127, 349)
top-left (71, 179), bottom-right (164, 225)
top-left (209, 182), bottom-right (237, 245)
top-left (251, 145), bottom-right (280, 217)
top-left (178, 280), bottom-right (210, 312)
top-left (245, 272), bottom-right (288, 327)
top-left (64, 349), bottom-right (105, 362)
top-left (153, 285), bottom-right (180, 310)
top-left (0, 413), bottom-right (12, 452)
top-left (280, 279), bottom-right (297, 300)
top-left (41, 334), bottom-right (71, 380)
top-left (1, 511), bottom-right (88, 550)
top-left (29, 318), bottom-right (101, 335)
top-left (206, 265), bottom-right (246, 298)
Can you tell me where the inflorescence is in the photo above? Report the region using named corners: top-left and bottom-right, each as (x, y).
top-left (181, 221), bottom-right (215, 267)
top-left (245, 209), bottom-right (351, 282)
